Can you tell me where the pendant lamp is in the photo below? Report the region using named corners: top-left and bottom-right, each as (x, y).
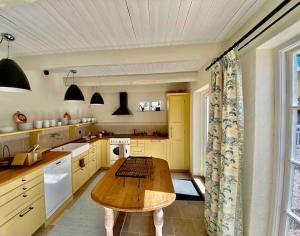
top-left (90, 92), bottom-right (104, 105)
top-left (0, 33), bottom-right (31, 92)
top-left (64, 70), bottom-right (85, 101)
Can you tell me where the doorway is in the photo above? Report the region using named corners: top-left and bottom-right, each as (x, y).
top-left (191, 84), bottom-right (209, 191)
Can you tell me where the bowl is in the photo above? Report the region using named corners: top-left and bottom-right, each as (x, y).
top-left (0, 127), bottom-right (15, 133)
top-left (50, 119), bottom-right (57, 127)
top-left (34, 120), bottom-right (43, 129)
top-left (18, 123), bottom-right (33, 131)
top-left (69, 120), bottom-right (78, 125)
top-left (43, 120), bottom-right (50, 128)
top-left (61, 118), bottom-right (69, 126)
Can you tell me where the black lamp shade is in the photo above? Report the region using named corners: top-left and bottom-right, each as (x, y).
top-left (64, 84), bottom-right (85, 101)
top-left (90, 92), bottom-right (104, 105)
top-left (0, 58), bottom-right (31, 92)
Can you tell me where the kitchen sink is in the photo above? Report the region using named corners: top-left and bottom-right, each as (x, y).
top-left (51, 143), bottom-right (90, 157)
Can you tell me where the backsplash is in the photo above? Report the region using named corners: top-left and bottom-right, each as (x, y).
top-left (93, 122), bottom-right (168, 135)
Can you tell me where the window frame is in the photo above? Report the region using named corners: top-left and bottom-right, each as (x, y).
top-left (276, 42), bottom-right (300, 236)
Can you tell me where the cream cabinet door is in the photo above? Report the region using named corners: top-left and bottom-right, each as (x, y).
top-left (170, 140), bottom-right (185, 169)
top-left (145, 140), bottom-right (167, 160)
top-left (168, 96), bottom-right (185, 123)
top-left (96, 140), bottom-right (101, 170)
top-left (101, 140), bottom-right (108, 167)
top-left (169, 124), bottom-right (185, 169)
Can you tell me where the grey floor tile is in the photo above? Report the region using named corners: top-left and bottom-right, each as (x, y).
top-left (172, 218), bottom-right (198, 236)
top-left (34, 170), bottom-right (207, 236)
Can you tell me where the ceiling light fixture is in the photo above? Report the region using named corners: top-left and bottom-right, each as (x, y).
top-left (0, 33), bottom-right (31, 92)
top-left (90, 91), bottom-right (104, 105)
top-left (64, 70), bottom-right (85, 101)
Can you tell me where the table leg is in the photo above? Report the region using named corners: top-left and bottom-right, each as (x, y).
top-left (104, 207), bottom-right (114, 236)
top-left (153, 208), bottom-right (163, 236)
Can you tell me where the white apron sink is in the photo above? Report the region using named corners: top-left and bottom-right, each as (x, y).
top-left (51, 143), bottom-right (89, 157)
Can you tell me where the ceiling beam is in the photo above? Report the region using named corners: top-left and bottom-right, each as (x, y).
top-left (15, 43), bottom-right (222, 70)
top-left (68, 71), bottom-right (198, 87)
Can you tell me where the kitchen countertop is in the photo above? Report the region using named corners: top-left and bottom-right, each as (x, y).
top-left (0, 151), bottom-right (71, 187)
top-left (75, 135), bottom-right (168, 143)
top-left (131, 135), bottom-right (168, 140)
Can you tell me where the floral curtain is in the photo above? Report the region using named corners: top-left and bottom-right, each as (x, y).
top-left (204, 49), bottom-right (244, 236)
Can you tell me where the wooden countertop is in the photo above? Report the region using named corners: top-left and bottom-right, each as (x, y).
top-left (0, 151), bottom-right (70, 187)
top-left (130, 135), bottom-right (168, 140)
top-left (91, 158), bottom-right (176, 212)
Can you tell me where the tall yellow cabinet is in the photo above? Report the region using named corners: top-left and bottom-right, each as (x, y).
top-left (167, 93), bottom-right (190, 170)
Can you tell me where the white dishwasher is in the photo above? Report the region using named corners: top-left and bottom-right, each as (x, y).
top-left (44, 154), bottom-right (72, 219)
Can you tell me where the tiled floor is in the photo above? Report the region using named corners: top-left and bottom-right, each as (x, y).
top-left (34, 170), bottom-right (207, 236)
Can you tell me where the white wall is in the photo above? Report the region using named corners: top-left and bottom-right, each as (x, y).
top-left (0, 70), bottom-right (91, 127)
top-left (89, 83), bottom-right (187, 124)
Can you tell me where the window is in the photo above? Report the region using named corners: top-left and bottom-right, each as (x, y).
top-left (138, 100), bottom-right (163, 112)
top-left (282, 50), bottom-right (300, 235)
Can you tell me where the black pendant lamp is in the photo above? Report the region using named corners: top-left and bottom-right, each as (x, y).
top-left (64, 70), bottom-right (85, 101)
top-left (0, 33), bottom-right (31, 92)
top-left (90, 92), bottom-right (104, 105)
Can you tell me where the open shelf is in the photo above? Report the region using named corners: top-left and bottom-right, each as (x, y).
top-left (0, 122), bottom-right (97, 146)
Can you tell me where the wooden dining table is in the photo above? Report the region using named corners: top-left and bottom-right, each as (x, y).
top-left (91, 157), bottom-right (176, 236)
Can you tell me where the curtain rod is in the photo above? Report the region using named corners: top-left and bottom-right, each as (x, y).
top-left (205, 0), bottom-right (298, 71)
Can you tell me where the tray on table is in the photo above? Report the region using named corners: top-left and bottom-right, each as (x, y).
top-left (115, 156), bottom-right (154, 179)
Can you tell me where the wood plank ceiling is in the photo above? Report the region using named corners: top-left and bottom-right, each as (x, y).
top-left (0, 0), bottom-right (266, 78)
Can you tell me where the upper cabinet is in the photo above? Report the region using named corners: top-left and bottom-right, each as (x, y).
top-left (167, 93), bottom-right (190, 170)
top-left (168, 95), bottom-right (185, 123)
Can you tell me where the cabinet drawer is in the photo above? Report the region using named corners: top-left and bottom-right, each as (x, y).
top-left (72, 164), bottom-right (90, 193)
top-left (72, 151), bottom-right (89, 163)
top-left (0, 168), bottom-right (42, 196)
top-left (0, 183), bottom-right (43, 225)
top-left (0, 175), bottom-right (43, 207)
top-left (72, 156), bottom-right (89, 173)
top-left (131, 140), bottom-right (145, 147)
top-left (131, 146), bottom-right (145, 155)
top-left (0, 197), bottom-right (45, 236)
top-left (89, 159), bottom-right (97, 177)
top-left (89, 154), bottom-right (96, 162)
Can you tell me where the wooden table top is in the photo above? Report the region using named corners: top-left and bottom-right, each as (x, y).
top-left (91, 158), bottom-right (176, 212)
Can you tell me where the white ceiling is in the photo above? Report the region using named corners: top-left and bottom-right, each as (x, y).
top-left (0, 0), bottom-right (266, 57)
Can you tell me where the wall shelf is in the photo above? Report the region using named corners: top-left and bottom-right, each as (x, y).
top-left (0, 122), bottom-right (96, 146)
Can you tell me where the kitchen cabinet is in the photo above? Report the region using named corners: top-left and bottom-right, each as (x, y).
top-left (144, 140), bottom-right (167, 160)
top-left (72, 151), bottom-right (90, 193)
top-left (131, 140), bottom-right (145, 156)
top-left (96, 140), bottom-right (101, 170)
top-left (89, 142), bottom-right (97, 177)
top-left (100, 140), bottom-right (109, 168)
top-left (0, 168), bottom-right (45, 236)
top-left (0, 197), bottom-right (45, 236)
top-left (167, 93), bottom-right (190, 170)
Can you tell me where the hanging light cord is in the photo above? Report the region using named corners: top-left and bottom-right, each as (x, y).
top-left (64, 70), bottom-right (77, 87)
top-left (64, 70), bottom-right (71, 87)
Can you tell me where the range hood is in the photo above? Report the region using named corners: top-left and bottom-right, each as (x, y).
top-left (112, 92), bottom-right (132, 115)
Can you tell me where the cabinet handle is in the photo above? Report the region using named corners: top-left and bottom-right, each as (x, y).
top-left (56, 161), bottom-right (62, 166)
top-left (170, 127), bottom-right (173, 138)
top-left (23, 194), bottom-right (28, 198)
top-left (22, 179), bottom-right (26, 182)
top-left (22, 187), bottom-right (27, 190)
top-left (19, 207), bottom-right (33, 217)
